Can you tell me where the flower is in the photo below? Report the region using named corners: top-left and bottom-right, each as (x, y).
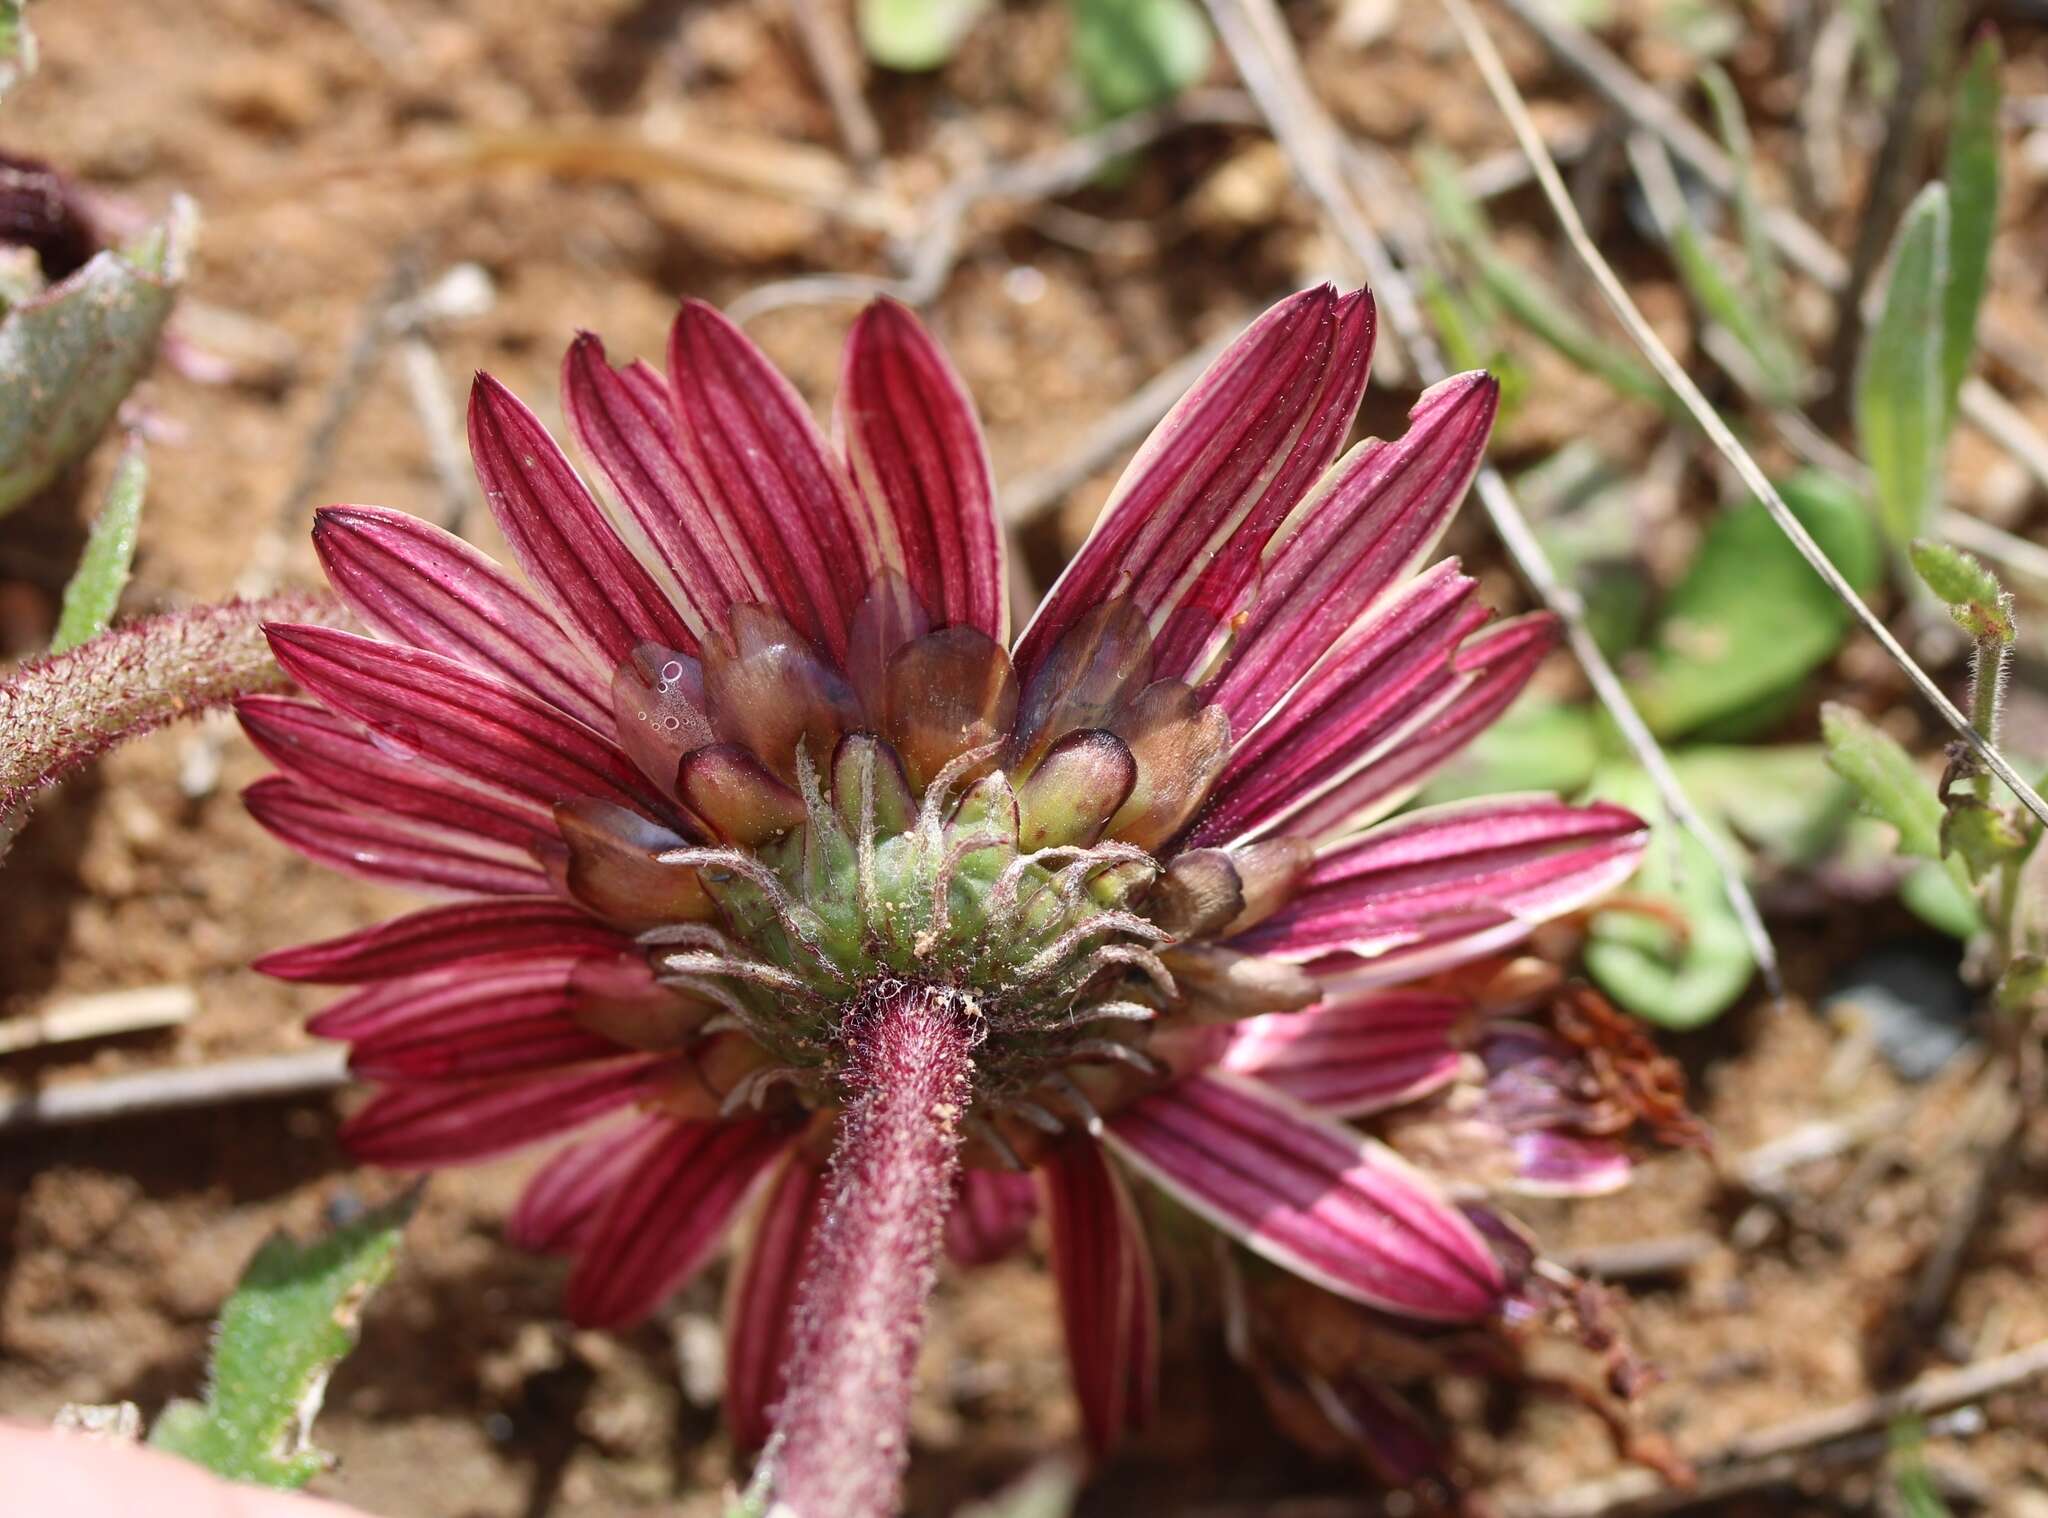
top-left (239, 287), bottom-right (1647, 1473)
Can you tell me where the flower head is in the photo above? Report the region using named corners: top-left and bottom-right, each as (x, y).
top-left (241, 287), bottom-right (1647, 1468)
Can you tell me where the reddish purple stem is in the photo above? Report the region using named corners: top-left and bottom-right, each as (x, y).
top-left (766, 983), bottom-right (973, 1518)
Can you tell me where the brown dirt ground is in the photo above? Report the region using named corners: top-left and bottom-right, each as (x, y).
top-left (6, 2), bottom-right (2048, 1515)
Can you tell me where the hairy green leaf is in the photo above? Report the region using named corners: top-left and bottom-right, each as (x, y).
top-left (0, 199), bottom-right (192, 517)
top-left (857, 0), bottom-right (989, 71)
top-left (1821, 702), bottom-right (1945, 861)
top-left (1070, 0), bottom-right (1212, 122)
top-left (1909, 538), bottom-right (2014, 646)
top-left (1941, 797), bottom-right (2028, 883)
top-left (1626, 472), bottom-right (1881, 739)
top-left (150, 1194), bottom-right (415, 1489)
top-left (50, 438), bottom-right (146, 654)
top-left (1941, 35), bottom-right (2001, 427)
top-left (1854, 184), bottom-right (1949, 549)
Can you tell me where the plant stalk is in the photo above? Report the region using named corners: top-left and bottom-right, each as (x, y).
top-left (764, 983), bottom-right (973, 1518)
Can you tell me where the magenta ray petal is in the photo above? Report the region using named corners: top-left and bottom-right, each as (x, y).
top-left (944, 1168), bottom-right (1040, 1267)
top-left (508, 1116), bottom-right (673, 1255)
top-left (469, 372), bottom-right (698, 664)
top-left (307, 957), bottom-right (593, 1041)
top-left (236, 696), bottom-right (556, 853)
top-left (1189, 563), bottom-right (1485, 847)
top-left (1215, 992), bottom-right (1468, 1117)
top-left (1230, 797), bottom-right (1649, 963)
top-left (564, 1114), bottom-right (794, 1328)
top-left (563, 335), bottom-right (758, 643)
top-left (264, 623), bottom-right (670, 818)
top-left (349, 1012), bottom-right (615, 1084)
top-left (1278, 611), bottom-right (1558, 841)
top-left (726, 1149), bottom-right (829, 1452)
top-left (1209, 372), bottom-right (1499, 726)
top-left (838, 300), bottom-right (1006, 640)
top-left (1042, 1140), bottom-right (1158, 1457)
top-left (342, 1056), bottom-right (669, 1168)
top-left (667, 300), bottom-right (878, 658)
top-left (243, 776), bottom-right (551, 898)
top-left (1015, 287), bottom-right (1374, 681)
top-left (1105, 1072), bottom-right (1503, 1320)
top-left (255, 898), bottom-right (632, 983)
top-left (311, 505), bottom-right (613, 731)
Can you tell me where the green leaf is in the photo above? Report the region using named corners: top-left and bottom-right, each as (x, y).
top-left (150, 1194), bottom-right (415, 1490)
top-left (1854, 184), bottom-right (1949, 549)
top-left (1940, 797), bottom-right (2028, 882)
top-left (1472, 247), bottom-right (1667, 403)
top-left (0, 0), bottom-right (34, 101)
top-left (1670, 745), bottom-right (1856, 869)
top-left (1070, 0), bottom-right (1212, 122)
top-left (856, 0), bottom-right (989, 71)
top-left (1625, 472), bottom-right (1882, 739)
top-left (1582, 763), bottom-right (1755, 1029)
top-left (50, 439), bottom-right (147, 654)
top-left (1700, 67), bottom-right (1788, 333)
top-left (1996, 955), bottom-right (2048, 1016)
top-left (1665, 217), bottom-right (1803, 404)
top-left (0, 199), bottom-right (192, 518)
top-left (1909, 537), bottom-right (2014, 646)
top-left (1900, 855), bottom-right (1983, 938)
top-left (1821, 702), bottom-right (1945, 861)
top-left (1941, 35), bottom-right (2001, 426)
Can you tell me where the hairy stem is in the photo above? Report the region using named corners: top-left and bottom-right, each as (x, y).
top-left (0, 591), bottom-right (346, 817)
top-left (765, 984), bottom-right (973, 1518)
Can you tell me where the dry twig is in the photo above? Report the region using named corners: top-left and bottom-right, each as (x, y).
top-left (0, 1047), bottom-right (348, 1132)
top-left (0, 986), bottom-right (196, 1056)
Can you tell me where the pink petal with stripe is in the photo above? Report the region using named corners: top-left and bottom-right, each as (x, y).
top-left (264, 623), bottom-right (670, 819)
top-left (667, 300), bottom-right (879, 658)
top-left (342, 1056), bottom-right (668, 1168)
top-left (1214, 991), bottom-right (1468, 1117)
top-left (1509, 1132), bottom-right (1633, 1196)
top-left (509, 1116), bottom-right (674, 1254)
top-left (1189, 563), bottom-right (1485, 847)
top-left (1231, 797), bottom-right (1649, 963)
top-left (307, 956), bottom-right (595, 1040)
top-left (469, 372), bottom-right (698, 664)
top-left (243, 776), bottom-right (550, 898)
top-left (725, 1149), bottom-right (829, 1451)
top-left (563, 335), bottom-right (758, 644)
top-left (1209, 372), bottom-right (1498, 727)
top-left (350, 1012), bottom-right (615, 1085)
top-left (839, 299), bottom-right (1005, 640)
top-left (1016, 287), bottom-right (1374, 682)
top-left (255, 898), bottom-right (630, 983)
top-left (236, 696), bottom-right (555, 853)
top-left (564, 1114), bottom-right (794, 1328)
top-left (327, 958), bottom-right (618, 1084)
top-left (1278, 610), bottom-right (1558, 842)
top-left (311, 504), bottom-right (612, 730)
top-left (944, 1168), bottom-right (1040, 1267)
top-left (1042, 1140), bottom-right (1158, 1457)
top-left (1105, 1072), bottom-right (1503, 1320)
